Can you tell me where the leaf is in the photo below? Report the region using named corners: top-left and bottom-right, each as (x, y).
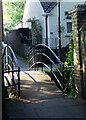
top-left (3, 1), bottom-right (24, 30)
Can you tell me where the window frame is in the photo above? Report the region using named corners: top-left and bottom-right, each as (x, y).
top-left (65, 19), bottom-right (72, 36)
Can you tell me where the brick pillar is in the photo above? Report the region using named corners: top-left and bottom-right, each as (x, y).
top-left (70, 4), bottom-right (86, 98)
top-left (0, 1), bottom-right (2, 119)
top-left (80, 28), bottom-right (86, 99)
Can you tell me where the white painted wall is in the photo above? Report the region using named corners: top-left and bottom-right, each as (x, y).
top-left (22, 0), bottom-right (85, 48)
top-left (0, 1), bottom-right (2, 119)
top-left (60, 1), bottom-right (84, 47)
top-left (22, 0), bottom-right (45, 39)
top-left (48, 5), bottom-right (58, 48)
top-left (47, 2), bottom-right (85, 48)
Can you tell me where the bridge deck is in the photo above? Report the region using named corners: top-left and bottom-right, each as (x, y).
top-left (20, 71), bottom-right (63, 102)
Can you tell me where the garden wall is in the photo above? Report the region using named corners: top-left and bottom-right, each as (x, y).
top-left (70, 4), bottom-right (86, 99)
top-left (4, 29), bottom-right (30, 58)
top-left (4, 29), bottom-right (68, 62)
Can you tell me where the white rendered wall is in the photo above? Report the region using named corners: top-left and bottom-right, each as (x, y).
top-left (22, 0), bottom-right (45, 39)
top-left (22, 0), bottom-right (85, 48)
top-left (48, 5), bottom-right (58, 48)
top-left (60, 1), bottom-right (84, 47)
top-left (48, 2), bottom-right (85, 48)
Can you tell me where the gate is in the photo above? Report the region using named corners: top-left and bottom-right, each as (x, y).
top-left (2, 43), bottom-right (20, 96)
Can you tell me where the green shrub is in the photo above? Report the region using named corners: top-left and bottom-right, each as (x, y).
top-left (63, 33), bottom-right (75, 97)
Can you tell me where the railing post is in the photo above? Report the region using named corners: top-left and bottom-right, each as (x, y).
top-left (36, 64), bottom-right (38, 71)
top-left (41, 50), bottom-right (43, 71)
top-left (12, 54), bottom-right (14, 84)
top-left (8, 53), bottom-right (9, 71)
top-left (51, 61), bottom-right (52, 72)
top-left (28, 61), bottom-right (30, 71)
top-left (18, 67), bottom-right (20, 96)
top-left (62, 64), bottom-right (64, 90)
top-left (34, 52), bottom-right (35, 71)
top-left (2, 54), bottom-right (6, 119)
top-left (5, 50), bottom-right (6, 71)
top-left (50, 53), bottom-right (53, 81)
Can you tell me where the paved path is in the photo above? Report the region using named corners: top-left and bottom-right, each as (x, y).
top-left (17, 57), bottom-right (56, 71)
top-left (5, 58), bottom-right (86, 119)
top-left (17, 58), bottom-right (28, 71)
top-left (20, 71), bottom-right (63, 101)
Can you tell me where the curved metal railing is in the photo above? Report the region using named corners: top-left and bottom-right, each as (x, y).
top-left (2, 43), bottom-right (20, 96)
top-left (28, 44), bottom-right (63, 65)
top-left (28, 44), bottom-right (64, 91)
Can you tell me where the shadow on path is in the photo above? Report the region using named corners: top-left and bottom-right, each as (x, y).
top-left (5, 58), bottom-right (86, 119)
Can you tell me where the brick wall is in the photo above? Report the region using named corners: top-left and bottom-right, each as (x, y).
top-left (70, 4), bottom-right (86, 99)
top-left (80, 30), bottom-right (86, 99)
top-left (4, 30), bottom-right (30, 58)
top-left (0, 1), bottom-right (2, 119)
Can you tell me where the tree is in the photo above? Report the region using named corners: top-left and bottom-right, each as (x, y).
top-left (3, 0), bottom-right (24, 30)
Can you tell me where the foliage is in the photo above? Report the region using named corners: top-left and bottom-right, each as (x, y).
top-left (8, 86), bottom-right (18, 98)
top-left (63, 32), bottom-right (75, 97)
top-left (3, 0), bottom-right (24, 30)
top-left (31, 17), bottom-right (42, 44)
top-left (63, 68), bottom-right (75, 97)
top-left (15, 52), bottom-right (28, 64)
top-left (65, 33), bottom-right (74, 66)
top-left (56, 25), bottom-right (65, 31)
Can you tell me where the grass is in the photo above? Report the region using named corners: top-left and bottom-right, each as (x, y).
top-left (15, 52), bottom-right (28, 64)
top-left (43, 67), bottom-right (61, 73)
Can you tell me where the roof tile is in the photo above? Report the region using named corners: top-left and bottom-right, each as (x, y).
top-left (39, 0), bottom-right (57, 13)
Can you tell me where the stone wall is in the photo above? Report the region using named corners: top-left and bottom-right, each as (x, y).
top-left (4, 30), bottom-right (30, 58)
top-left (70, 4), bottom-right (86, 99)
top-left (0, 1), bottom-right (2, 119)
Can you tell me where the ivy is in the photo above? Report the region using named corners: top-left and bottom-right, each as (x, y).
top-left (63, 32), bottom-right (75, 97)
top-left (31, 17), bottom-right (42, 44)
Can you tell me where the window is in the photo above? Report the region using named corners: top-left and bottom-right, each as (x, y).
top-left (65, 14), bottom-right (72, 36)
top-left (67, 20), bottom-right (72, 34)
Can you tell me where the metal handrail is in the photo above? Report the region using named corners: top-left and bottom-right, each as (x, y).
top-left (6, 45), bottom-right (18, 67)
top-left (28, 44), bottom-right (63, 66)
top-left (2, 44), bottom-right (20, 96)
top-left (4, 56), bottom-right (16, 70)
top-left (28, 52), bottom-right (62, 76)
top-left (28, 61), bottom-right (63, 90)
top-left (28, 44), bottom-right (64, 91)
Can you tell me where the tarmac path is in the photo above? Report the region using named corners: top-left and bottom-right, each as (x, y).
top-left (5, 58), bottom-right (86, 119)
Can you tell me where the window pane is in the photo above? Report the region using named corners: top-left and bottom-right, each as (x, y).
top-left (67, 22), bottom-right (72, 33)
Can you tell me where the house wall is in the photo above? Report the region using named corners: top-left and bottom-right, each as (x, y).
top-left (22, 0), bottom-right (85, 49)
top-left (48, 6), bottom-right (58, 49)
top-left (47, 2), bottom-right (84, 49)
top-left (60, 1), bottom-right (84, 47)
top-left (22, 0), bottom-right (45, 38)
top-left (0, 1), bottom-right (2, 119)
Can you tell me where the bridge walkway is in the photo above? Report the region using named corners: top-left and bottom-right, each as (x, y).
top-left (20, 71), bottom-right (63, 102)
top-left (5, 58), bottom-right (86, 119)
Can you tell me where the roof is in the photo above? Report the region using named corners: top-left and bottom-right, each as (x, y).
top-left (39, 0), bottom-right (57, 13)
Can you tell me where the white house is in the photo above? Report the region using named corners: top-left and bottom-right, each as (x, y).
top-left (22, 0), bottom-right (85, 49)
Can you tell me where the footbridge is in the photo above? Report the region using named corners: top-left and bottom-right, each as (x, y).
top-left (2, 43), bottom-right (64, 100)
top-left (2, 43), bottom-right (86, 119)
